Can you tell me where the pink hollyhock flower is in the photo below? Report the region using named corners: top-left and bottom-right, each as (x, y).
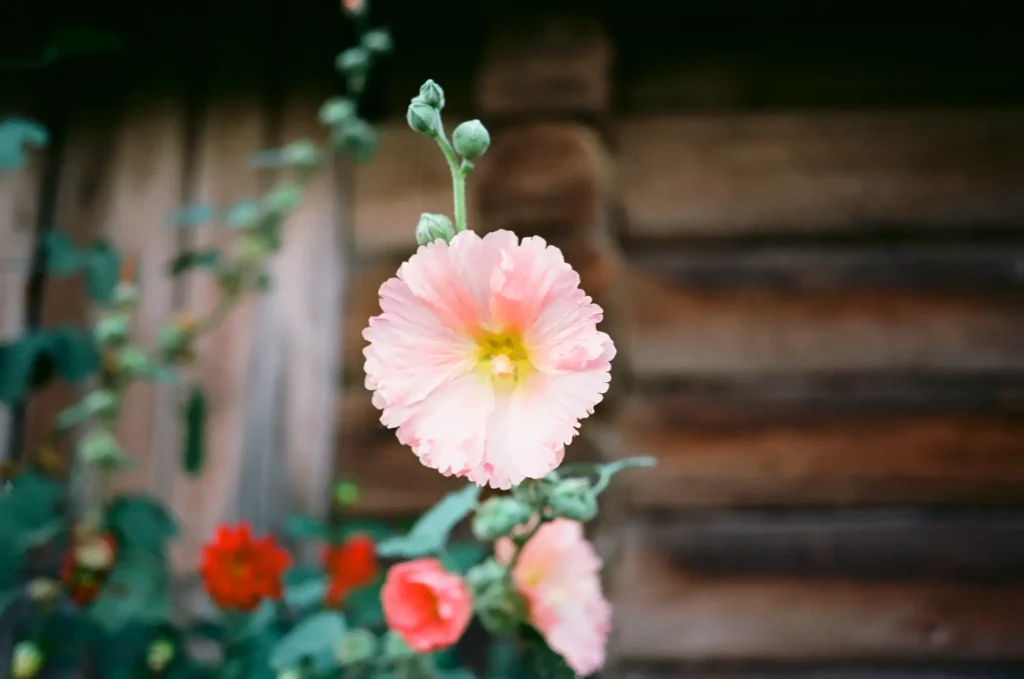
top-left (497, 519), bottom-right (612, 676)
top-left (363, 230), bottom-right (615, 489)
top-left (381, 558), bottom-right (472, 652)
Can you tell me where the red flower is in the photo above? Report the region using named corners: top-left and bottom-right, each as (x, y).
top-left (324, 534), bottom-right (378, 606)
top-left (200, 523), bottom-right (291, 610)
top-left (61, 532), bottom-right (117, 606)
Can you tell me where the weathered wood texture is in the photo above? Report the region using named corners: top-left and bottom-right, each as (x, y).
top-left (622, 260), bottom-right (1024, 379)
top-left (627, 512), bottom-right (1024, 581)
top-left (475, 16), bottom-right (611, 116)
top-left (616, 113), bottom-right (1024, 241)
top-left (168, 6), bottom-right (272, 572)
top-left (621, 663), bottom-right (1024, 679)
top-left (0, 124), bottom-right (43, 462)
top-left (615, 531), bottom-right (1024, 662)
top-left (20, 69), bottom-right (121, 462)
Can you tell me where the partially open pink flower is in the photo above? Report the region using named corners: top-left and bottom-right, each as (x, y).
top-left (497, 519), bottom-right (612, 676)
top-left (363, 230), bottom-right (615, 489)
top-left (381, 558), bottom-right (472, 652)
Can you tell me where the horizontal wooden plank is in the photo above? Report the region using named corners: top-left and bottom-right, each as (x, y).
top-left (336, 385), bottom-right (462, 516)
top-left (622, 264), bottom-right (1024, 377)
top-left (616, 27), bottom-right (1024, 112)
top-left (621, 661), bottom-right (1024, 679)
top-left (630, 511), bottom-right (1024, 581)
top-left (627, 245), bottom-right (1024, 293)
top-left (619, 380), bottom-right (1024, 508)
top-left (475, 16), bottom-right (611, 115)
top-left (615, 536), bottom-right (1024, 662)
top-left (616, 112), bottom-right (1024, 240)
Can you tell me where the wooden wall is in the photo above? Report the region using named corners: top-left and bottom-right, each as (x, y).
top-left (338, 2), bottom-right (1024, 678)
top-left (3, 0), bottom-right (1024, 676)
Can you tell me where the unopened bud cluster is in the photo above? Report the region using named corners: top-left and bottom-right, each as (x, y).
top-left (407, 80), bottom-right (491, 160)
top-left (322, 20), bottom-right (391, 161)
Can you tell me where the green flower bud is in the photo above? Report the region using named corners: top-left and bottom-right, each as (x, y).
top-left (116, 347), bottom-right (151, 378)
top-left (146, 639), bottom-right (175, 673)
top-left (361, 28), bottom-right (393, 55)
top-left (333, 480), bottom-right (360, 507)
top-left (225, 200), bottom-right (262, 230)
top-left (548, 478), bottom-right (598, 522)
top-left (417, 79), bottom-right (445, 110)
top-left (335, 628), bottom-right (377, 666)
top-left (465, 558), bottom-right (506, 594)
top-left (406, 100), bottom-right (441, 138)
top-left (12, 641), bottom-right (43, 679)
top-left (471, 496), bottom-right (532, 541)
top-left (452, 120), bottom-right (491, 160)
top-left (336, 46), bottom-right (370, 75)
top-left (94, 315), bottom-right (129, 347)
top-left (382, 630), bottom-right (415, 661)
top-left (265, 184), bottom-right (304, 214)
top-left (78, 429), bottom-right (125, 469)
top-left (255, 272), bottom-right (272, 292)
top-left (319, 97), bottom-right (357, 127)
top-left (83, 390), bottom-right (120, 420)
top-left (332, 118), bottom-right (379, 163)
top-left (111, 282), bottom-right (139, 310)
top-left (415, 213), bottom-right (456, 246)
top-left (26, 578), bottom-right (60, 603)
top-left (157, 322), bottom-right (193, 363)
top-left (283, 140), bottom-right (319, 168)
top-left (236, 235), bottom-right (268, 266)
top-left (466, 559), bottom-right (525, 635)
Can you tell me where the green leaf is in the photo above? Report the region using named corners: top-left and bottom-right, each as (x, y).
top-left (0, 585), bottom-right (19, 617)
top-left (168, 249), bottom-right (221, 276)
top-left (83, 242), bottom-right (121, 303)
top-left (182, 386), bottom-right (207, 475)
top-left (283, 566), bottom-right (327, 612)
top-left (49, 326), bottom-right (100, 382)
top-left (88, 548), bottom-right (170, 631)
top-left (376, 484), bottom-right (480, 558)
top-left (0, 117), bottom-right (48, 170)
top-left (521, 628), bottom-right (574, 679)
top-left (166, 204), bottom-right (217, 227)
top-left (0, 474), bottom-right (64, 597)
top-left (43, 231), bottom-right (83, 274)
top-left (269, 611), bottom-right (346, 673)
top-left (106, 495), bottom-right (177, 554)
top-left (344, 583), bottom-right (384, 628)
top-left (440, 542), bottom-right (487, 574)
top-left (284, 514), bottom-right (327, 540)
top-left (0, 336), bottom-right (38, 404)
top-left (224, 200), bottom-right (261, 229)
top-left (186, 619), bottom-right (225, 642)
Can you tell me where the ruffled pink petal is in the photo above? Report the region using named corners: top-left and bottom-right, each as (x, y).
top-left (363, 229), bottom-right (615, 489)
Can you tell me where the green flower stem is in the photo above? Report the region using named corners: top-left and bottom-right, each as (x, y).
top-left (435, 133), bottom-right (468, 233)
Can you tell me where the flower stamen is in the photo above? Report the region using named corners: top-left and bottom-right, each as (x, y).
top-left (476, 331), bottom-right (530, 385)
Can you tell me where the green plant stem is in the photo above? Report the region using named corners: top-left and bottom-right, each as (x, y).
top-left (435, 133), bottom-right (467, 233)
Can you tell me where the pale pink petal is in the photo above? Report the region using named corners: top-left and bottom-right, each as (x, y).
top-left (363, 229), bottom-right (614, 489)
top-left (394, 372), bottom-right (493, 477)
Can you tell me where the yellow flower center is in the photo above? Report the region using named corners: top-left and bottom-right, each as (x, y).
top-left (475, 331), bottom-right (531, 386)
